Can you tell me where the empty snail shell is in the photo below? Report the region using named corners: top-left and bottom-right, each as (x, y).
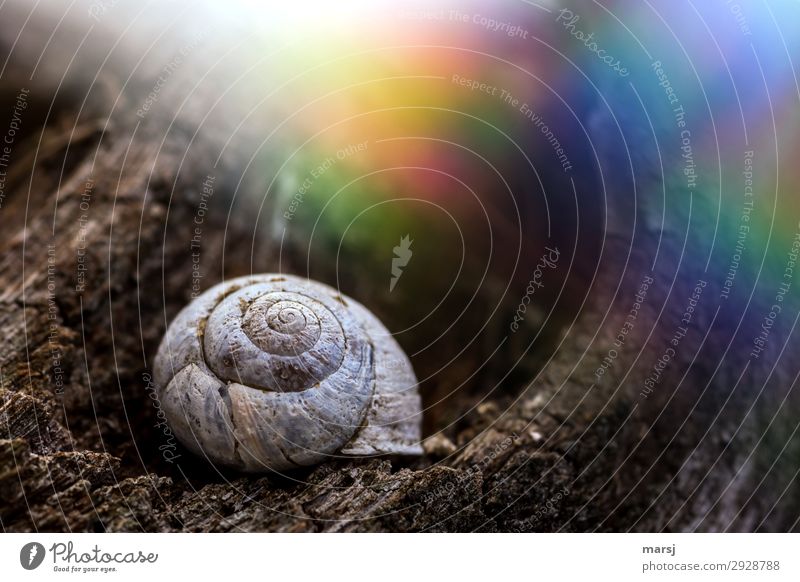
top-left (153, 274), bottom-right (423, 472)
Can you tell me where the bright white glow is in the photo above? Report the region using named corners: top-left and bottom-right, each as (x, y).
top-left (235, 0), bottom-right (398, 30)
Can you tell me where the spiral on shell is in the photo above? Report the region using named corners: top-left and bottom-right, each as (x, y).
top-left (154, 274), bottom-right (423, 472)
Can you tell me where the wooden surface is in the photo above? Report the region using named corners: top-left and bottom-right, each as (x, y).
top-left (1, 3), bottom-right (798, 532)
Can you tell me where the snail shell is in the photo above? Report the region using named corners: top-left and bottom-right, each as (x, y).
top-left (153, 274), bottom-right (423, 472)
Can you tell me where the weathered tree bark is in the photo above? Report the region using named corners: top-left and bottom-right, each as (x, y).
top-left (1, 3), bottom-right (798, 533)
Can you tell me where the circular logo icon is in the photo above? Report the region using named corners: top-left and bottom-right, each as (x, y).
top-left (20, 542), bottom-right (46, 570)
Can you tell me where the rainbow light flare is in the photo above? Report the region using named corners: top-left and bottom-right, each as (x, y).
top-left (198, 1), bottom-right (800, 400)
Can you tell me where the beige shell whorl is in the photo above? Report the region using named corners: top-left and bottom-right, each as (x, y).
top-left (153, 274), bottom-right (422, 472)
